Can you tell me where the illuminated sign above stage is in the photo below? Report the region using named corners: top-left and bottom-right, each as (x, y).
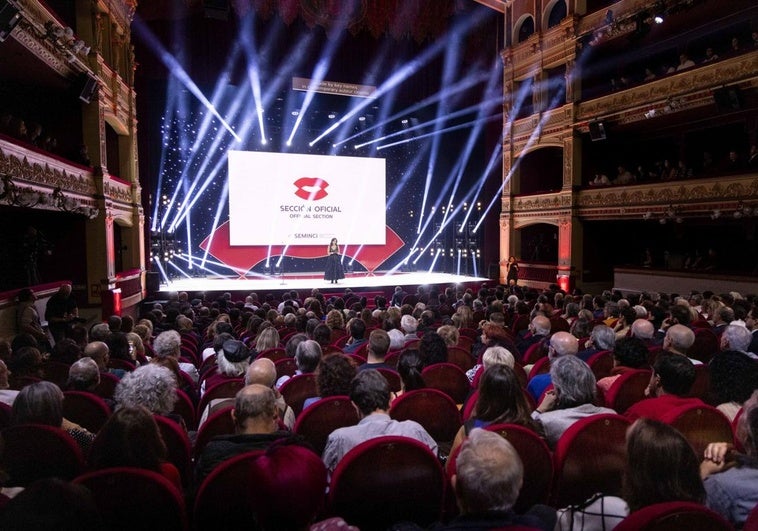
top-left (292, 77), bottom-right (376, 98)
top-left (228, 150), bottom-right (386, 247)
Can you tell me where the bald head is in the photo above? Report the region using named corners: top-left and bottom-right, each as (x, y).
top-left (630, 319), bottom-right (654, 340)
top-left (245, 358), bottom-right (277, 388)
top-left (664, 324), bottom-right (695, 355)
top-left (549, 331), bottom-right (578, 359)
top-left (83, 341), bottom-right (109, 369)
top-left (531, 315), bottom-right (551, 336)
top-left (233, 384), bottom-right (278, 433)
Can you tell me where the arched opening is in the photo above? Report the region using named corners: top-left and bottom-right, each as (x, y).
top-left (546, 0), bottom-right (567, 28)
top-left (516, 16), bottom-right (535, 43)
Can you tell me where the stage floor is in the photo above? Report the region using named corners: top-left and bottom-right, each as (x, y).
top-left (158, 271), bottom-right (490, 294)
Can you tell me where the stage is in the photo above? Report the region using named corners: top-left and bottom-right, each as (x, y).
top-left (155, 271), bottom-right (490, 297)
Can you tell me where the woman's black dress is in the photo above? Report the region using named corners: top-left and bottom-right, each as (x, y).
top-left (324, 246), bottom-right (345, 282)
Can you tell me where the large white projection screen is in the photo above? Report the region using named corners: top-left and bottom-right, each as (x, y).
top-left (228, 151), bottom-right (386, 246)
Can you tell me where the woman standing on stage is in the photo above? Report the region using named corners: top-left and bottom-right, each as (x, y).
top-left (324, 237), bottom-right (345, 284)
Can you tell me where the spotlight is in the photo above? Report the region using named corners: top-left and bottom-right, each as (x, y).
top-left (653, 14), bottom-right (664, 24)
top-left (263, 263), bottom-right (272, 275)
top-left (328, 113), bottom-right (336, 119)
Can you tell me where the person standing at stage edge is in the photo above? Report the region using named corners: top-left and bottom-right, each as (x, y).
top-left (505, 256), bottom-right (519, 285)
top-left (324, 237), bottom-right (345, 285)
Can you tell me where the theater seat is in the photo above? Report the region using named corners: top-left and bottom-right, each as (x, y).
top-left (328, 435), bottom-right (445, 531)
top-left (603, 369), bottom-right (652, 414)
top-left (1, 424), bottom-right (85, 487)
top-left (294, 396), bottom-right (360, 455)
top-left (389, 388), bottom-right (462, 444)
top-left (661, 404), bottom-right (734, 458)
top-left (551, 414), bottom-right (631, 507)
top-left (279, 373), bottom-right (318, 416)
top-left (74, 467), bottom-right (187, 531)
top-left (614, 501), bottom-right (733, 531)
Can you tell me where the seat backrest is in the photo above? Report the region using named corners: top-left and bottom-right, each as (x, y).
top-left (279, 373), bottom-right (318, 416)
top-left (194, 445), bottom-right (327, 530)
top-left (74, 467), bottom-right (187, 531)
top-left (93, 371), bottom-right (120, 399)
top-left (256, 347), bottom-right (287, 362)
top-left (42, 360), bottom-right (73, 388)
top-left (603, 369), bottom-right (652, 414)
top-left (0, 424), bottom-right (85, 486)
top-left (421, 363), bottom-right (471, 404)
top-left (459, 327), bottom-right (479, 340)
top-left (274, 357), bottom-right (297, 380)
top-left (662, 404), bottom-right (734, 458)
top-left (293, 396), bottom-right (360, 455)
top-left (389, 388), bottom-right (462, 443)
top-left (194, 406), bottom-right (235, 458)
top-left (384, 350), bottom-right (401, 369)
top-left (550, 316), bottom-right (571, 333)
top-left (62, 390), bottom-right (112, 433)
top-left (154, 415), bottom-right (192, 487)
top-left (197, 378), bottom-right (244, 418)
top-left (527, 356), bottom-right (551, 381)
top-left (376, 368), bottom-right (402, 393)
top-left (445, 423), bottom-right (553, 514)
top-left (744, 501), bottom-right (758, 531)
top-left (614, 501), bottom-right (733, 531)
top-left (0, 401), bottom-right (10, 429)
top-left (551, 414), bottom-right (631, 507)
top-left (461, 389), bottom-right (480, 421)
top-left (328, 435), bottom-right (445, 530)
top-left (685, 363), bottom-right (711, 402)
top-left (172, 388), bottom-right (197, 431)
top-left (446, 346), bottom-right (475, 371)
top-left (689, 328), bottom-right (719, 364)
top-left (586, 350), bottom-right (614, 381)
top-left (522, 341), bottom-right (547, 365)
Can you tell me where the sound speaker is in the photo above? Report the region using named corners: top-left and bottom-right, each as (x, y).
top-left (77, 73), bottom-right (99, 104)
top-left (589, 121), bottom-right (606, 141)
top-left (713, 86), bottom-right (742, 111)
top-left (146, 271), bottom-right (160, 293)
top-left (0, 1), bottom-right (21, 43)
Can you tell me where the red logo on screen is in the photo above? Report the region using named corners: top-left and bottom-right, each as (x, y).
top-left (294, 177), bottom-right (329, 200)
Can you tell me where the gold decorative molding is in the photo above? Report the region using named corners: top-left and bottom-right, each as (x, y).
top-left (0, 142), bottom-right (96, 196)
top-left (103, 178), bottom-right (132, 204)
top-left (577, 175), bottom-right (758, 209)
top-left (577, 51), bottom-right (758, 121)
top-left (513, 191), bottom-right (573, 212)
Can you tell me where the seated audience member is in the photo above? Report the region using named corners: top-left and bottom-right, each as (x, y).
top-left (577, 324), bottom-right (615, 361)
top-left (515, 315), bottom-right (551, 359)
top-left (676, 52), bottom-right (695, 70)
top-left (303, 353), bottom-right (356, 410)
top-left (66, 357), bottom-right (101, 392)
top-left (312, 324), bottom-right (332, 351)
top-left (557, 416), bottom-right (705, 529)
top-left (114, 364), bottom-right (178, 420)
top-left (700, 390), bottom-right (758, 528)
top-left (49, 338), bottom-right (82, 365)
top-left (195, 384), bottom-right (298, 483)
top-left (629, 318), bottom-right (656, 346)
top-left (202, 321), bottom-right (234, 361)
top-left (152, 330), bottom-right (199, 384)
top-left (711, 306), bottom-right (734, 337)
top-left (82, 340), bottom-right (125, 379)
top-left (661, 324), bottom-right (702, 365)
top-left (0, 478), bottom-right (103, 531)
top-left (342, 318), bottom-right (368, 354)
top-left (531, 356), bottom-right (615, 448)
top-left (720, 324), bottom-right (756, 358)
top-left (418, 331), bottom-right (449, 367)
top-left (0, 359), bottom-right (19, 406)
top-left (201, 339), bottom-right (250, 395)
top-left (89, 406), bottom-right (181, 489)
top-left (451, 364), bottom-right (540, 458)
top-left (322, 369), bottom-right (437, 473)
top-left (625, 353), bottom-right (702, 422)
top-left (8, 345), bottom-right (45, 386)
top-left (275, 339), bottom-right (321, 389)
top-left (613, 307), bottom-right (637, 340)
top-left (466, 345), bottom-right (515, 383)
top-left (436, 324), bottom-right (460, 348)
top-left (11, 381), bottom-right (95, 454)
top-left (400, 315), bottom-right (419, 344)
top-left (709, 351), bottom-right (758, 422)
top-left (394, 349), bottom-right (426, 400)
top-left (597, 337), bottom-right (650, 393)
top-left (358, 329), bottom-right (393, 371)
top-left (437, 428), bottom-right (554, 531)
top-left (527, 332), bottom-right (578, 401)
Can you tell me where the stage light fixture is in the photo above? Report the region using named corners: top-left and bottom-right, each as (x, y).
top-left (263, 263), bottom-right (272, 275)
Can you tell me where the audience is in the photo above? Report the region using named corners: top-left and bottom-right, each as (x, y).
top-left (322, 369), bottom-right (437, 474)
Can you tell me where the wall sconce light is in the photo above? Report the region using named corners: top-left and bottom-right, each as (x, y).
top-left (710, 210), bottom-right (721, 220)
